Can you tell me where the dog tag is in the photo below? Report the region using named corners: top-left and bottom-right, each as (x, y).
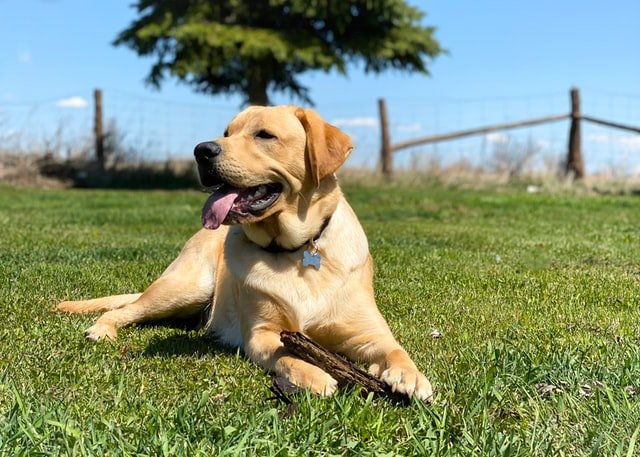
top-left (302, 249), bottom-right (321, 270)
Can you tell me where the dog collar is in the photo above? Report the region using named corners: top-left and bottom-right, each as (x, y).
top-left (262, 217), bottom-right (331, 268)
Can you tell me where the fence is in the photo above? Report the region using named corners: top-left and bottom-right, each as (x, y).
top-left (1, 87), bottom-right (639, 179)
top-left (378, 88), bottom-right (640, 180)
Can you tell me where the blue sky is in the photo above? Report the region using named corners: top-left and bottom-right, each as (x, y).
top-left (1, 0), bottom-right (639, 172)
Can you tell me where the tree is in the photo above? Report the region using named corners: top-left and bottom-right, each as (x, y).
top-left (114, 0), bottom-right (444, 106)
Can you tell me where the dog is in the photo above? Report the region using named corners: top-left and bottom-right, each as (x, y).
top-left (56, 105), bottom-right (433, 401)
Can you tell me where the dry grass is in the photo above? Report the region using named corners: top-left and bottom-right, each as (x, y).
top-left (2, 149), bottom-right (640, 195)
top-left (339, 161), bottom-right (640, 196)
top-left (0, 153), bottom-right (72, 188)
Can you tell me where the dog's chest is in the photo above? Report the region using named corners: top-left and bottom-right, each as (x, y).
top-left (224, 231), bottom-right (346, 325)
top-left (249, 255), bottom-right (340, 318)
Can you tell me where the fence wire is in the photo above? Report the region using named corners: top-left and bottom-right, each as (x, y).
top-left (1, 88), bottom-right (638, 175)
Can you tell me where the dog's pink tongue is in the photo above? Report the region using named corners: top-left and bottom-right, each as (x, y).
top-left (201, 190), bottom-right (239, 230)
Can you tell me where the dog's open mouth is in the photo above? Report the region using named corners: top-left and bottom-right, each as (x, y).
top-left (201, 183), bottom-right (283, 230)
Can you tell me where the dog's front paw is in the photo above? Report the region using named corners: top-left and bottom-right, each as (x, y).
top-left (84, 322), bottom-right (117, 341)
top-left (287, 364), bottom-right (338, 397)
top-left (380, 366), bottom-right (433, 402)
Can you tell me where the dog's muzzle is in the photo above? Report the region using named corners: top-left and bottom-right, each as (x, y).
top-left (193, 140), bottom-right (283, 230)
top-left (194, 141), bottom-right (223, 187)
top-left (194, 141), bottom-right (221, 164)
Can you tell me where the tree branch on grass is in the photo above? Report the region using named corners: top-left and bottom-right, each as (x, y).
top-left (280, 330), bottom-right (410, 403)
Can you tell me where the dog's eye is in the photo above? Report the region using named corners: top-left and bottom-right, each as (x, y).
top-left (255, 130), bottom-right (277, 140)
top-left (223, 129), bottom-right (229, 138)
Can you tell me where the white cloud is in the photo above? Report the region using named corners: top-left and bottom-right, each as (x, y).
top-left (485, 132), bottom-right (509, 144)
top-left (56, 96), bottom-right (88, 109)
top-left (587, 133), bottom-right (609, 143)
top-left (396, 122), bottom-right (422, 133)
top-left (587, 133), bottom-right (640, 151)
top-left (619, 136), bottom-right (640, 149)
top-left (331, 117), bottom-right (378, 128)
top-left (533, 139), bottom-right (550, 149)
top-left (0, 129), bottom-right (17, 140)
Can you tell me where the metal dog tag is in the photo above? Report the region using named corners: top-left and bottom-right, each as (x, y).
top-left (302, 247), bottom-right (321, 270)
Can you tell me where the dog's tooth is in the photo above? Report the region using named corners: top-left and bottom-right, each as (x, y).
top-left (254, 185), bottom-right (267, 198)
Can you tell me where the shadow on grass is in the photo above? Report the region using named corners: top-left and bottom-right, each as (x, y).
top-left (141, 321), bottom-right (239, 358)
top-left (72, 167), bottom-right (201, 190)
top-left (38, 157), bottom-right (202, 190)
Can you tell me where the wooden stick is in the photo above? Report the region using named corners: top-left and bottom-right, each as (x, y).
top-left (280, 330), bottom-right (409, 403)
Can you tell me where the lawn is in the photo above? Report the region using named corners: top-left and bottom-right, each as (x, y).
top-left (1, 180), bottom-right (639, 456)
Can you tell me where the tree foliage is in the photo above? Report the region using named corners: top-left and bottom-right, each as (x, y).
top-left (114, 0), bottom-right (444, 105)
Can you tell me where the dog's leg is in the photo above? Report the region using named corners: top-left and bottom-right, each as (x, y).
top-left (244, 322), bottom-right (338, 396)
top-left (55, 293), bottom-right (142, 314)
top-left (83, 273), bottom-right (212, 341)
top-left (320, 307), bottom-right (433, 402)
top-left (58, 229), bottom-right (223, 341)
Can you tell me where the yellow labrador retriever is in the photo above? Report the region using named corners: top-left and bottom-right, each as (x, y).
top-left (56, 106), bottom-right (432, 401)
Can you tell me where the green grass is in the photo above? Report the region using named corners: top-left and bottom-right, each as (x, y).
top-left (1, 181), bottom-right (640, 456)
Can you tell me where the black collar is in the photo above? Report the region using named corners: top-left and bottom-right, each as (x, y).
top-left (261, 217), bottom-right (332, 254)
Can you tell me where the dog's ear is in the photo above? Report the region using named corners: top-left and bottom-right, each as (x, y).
top-left (295, 108), bottom-right (353, 187)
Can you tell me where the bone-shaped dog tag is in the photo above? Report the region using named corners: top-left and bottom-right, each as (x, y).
top-left (302, 249), bottom-right (321, 270)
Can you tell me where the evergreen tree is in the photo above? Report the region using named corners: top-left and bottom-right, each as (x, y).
top-left (114, 0), bottom-right (444, 105)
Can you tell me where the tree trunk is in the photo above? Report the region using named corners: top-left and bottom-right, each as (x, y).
top-left (247, 66), bottom-right (269, 106)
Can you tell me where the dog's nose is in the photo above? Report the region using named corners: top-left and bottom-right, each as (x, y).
top-left (194, 141), bottom-right (221, 164)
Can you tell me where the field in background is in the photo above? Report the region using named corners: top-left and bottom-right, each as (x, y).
top-left (3, 87), bottom-right (640, 193)
top-left (1, 181), bottom-right (640, 455)
top-left (4, 149), bottom-right (640, 196)
top-left (2, 88), bottom-right (640, 176)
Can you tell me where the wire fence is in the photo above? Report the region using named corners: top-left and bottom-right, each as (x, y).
top-left (379, 90), bottom-right (640, 175)
top-left (1, 88), bottom-right (639, 175)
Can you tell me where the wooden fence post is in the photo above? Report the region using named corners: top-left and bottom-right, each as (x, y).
top-left (566, 87), bottom-right (584, 179)
top-left (94, 88), bottom-right (105, 171)
top-left (378, 98), bottom-right (392, 180)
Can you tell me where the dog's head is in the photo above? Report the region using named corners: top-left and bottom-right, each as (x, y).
top-left (195, 106), bottom-right (353, 233)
